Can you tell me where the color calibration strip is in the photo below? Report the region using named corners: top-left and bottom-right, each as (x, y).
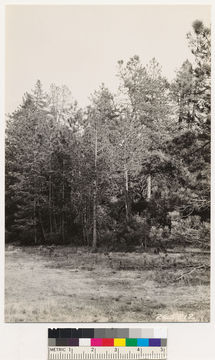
top-left (48, 328), bottom-right (167, 359)
top-left (48, 328), bottom-right (167, 343)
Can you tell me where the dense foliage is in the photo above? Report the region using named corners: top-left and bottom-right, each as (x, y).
top-left (5, 21), bottom-right (210, 250)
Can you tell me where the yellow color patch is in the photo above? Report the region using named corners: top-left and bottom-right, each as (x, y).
top-left (114, 338), bottom-right (126, 347)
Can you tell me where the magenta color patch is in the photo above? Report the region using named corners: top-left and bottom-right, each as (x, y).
top-left (91, 338), bottom-right (102, 346)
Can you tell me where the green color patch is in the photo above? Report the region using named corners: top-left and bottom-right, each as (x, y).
top-left (126, 338), bottom-right (137, 346)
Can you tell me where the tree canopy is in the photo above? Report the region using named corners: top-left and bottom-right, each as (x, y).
top-left (5, 20), bottom-right (210, 251)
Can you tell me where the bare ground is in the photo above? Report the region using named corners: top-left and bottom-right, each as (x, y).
top-left (5, 245), bottom-right (210, 322)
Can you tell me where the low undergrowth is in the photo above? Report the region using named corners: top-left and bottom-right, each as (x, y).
top-left (5, 245), bottom-right (210, 322)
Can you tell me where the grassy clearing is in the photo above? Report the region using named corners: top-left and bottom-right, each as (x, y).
top-left (5, 245), bottom-right (210, 322)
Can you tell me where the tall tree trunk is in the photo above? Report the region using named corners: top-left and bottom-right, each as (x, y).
top-left (39, 211), bottom-right (46, 242)
top-left (92, 127), bottom-right (97, 249)
top-left (124, 165), bottom-right (129, 222)
top-left (62, 159), bottom-right (65, 242)
top-left (82, 219), bottom-right (86, 244)
top-left (82, 202), bottom-right (88, 245)
top-left (49, 173), bottom-right (53, 233)
top-left (53, 214), bottom-right (57, 233)
top-left (147, 174), bottom-right (151, 200)
top-left (33, 196), bottom-right (37, 244)
top-left (86, 200), bottom-right (90, 246)
top-left (33, 149), bottom-right (37, 244)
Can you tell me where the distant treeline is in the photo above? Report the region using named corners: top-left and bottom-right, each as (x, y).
top-left (5, 20), bottom-right (210, 250)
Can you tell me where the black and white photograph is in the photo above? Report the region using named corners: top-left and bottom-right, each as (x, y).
top-left (5, 4), bottom-right (211, 323)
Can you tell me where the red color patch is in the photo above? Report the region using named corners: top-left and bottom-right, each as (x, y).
top-left (102, 338), bottom-right (114, 346)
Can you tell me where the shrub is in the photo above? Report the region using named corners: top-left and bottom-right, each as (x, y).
top-left (111, 216), bottom-right (150, 251)
top-left (170, 215), bottom-right (210, 248)
top-left (149, 225), bottom-right (171, 248)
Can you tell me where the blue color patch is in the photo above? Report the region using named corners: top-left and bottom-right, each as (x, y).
top-left (137, 338), bottom-right (149, 346)
top-left (149, 338), bottom-right (161, 347)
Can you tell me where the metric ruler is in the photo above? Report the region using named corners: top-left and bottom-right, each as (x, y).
top-left (48, 346), bottom-right (167, 359)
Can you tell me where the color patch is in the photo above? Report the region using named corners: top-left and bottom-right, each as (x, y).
top-left (71, 329), bottom-right (83, 338)
top-left (114, 338), bottom-right (126, 347)
top-left (59, 329), bottom-right (72, 338)
top-left (83, 329), bottom-right (94, 338)
top-left (94, 329), bottom-right (106, 338)
top-left (79, 338), bottom-right (91, 346)
top-left (105, 329), bottom-right (117, 338)
top-left (149, 339), bottom-right (161, 347)
top-left (102, 338), bottom-right (114, 346)
top-left (126, 338), bottom-right (137, 346)
top-left (48, 329), bottom-right (59, 338)
top-left (56, 338), bottom-right (69, 346)
top-left (154, 328), bottom-right (167, 339)
top-left (116, 329), bottom-right (129, 338)
top-left (68, 338), bottom-right (79, 346)
top-left (91, 338), bottom-right (102, 346)
top-left (141, 329), bottom-right (154, 338)
top-left (48, 338), bottom-right (56, 346)
top-left (137, 338), bottom-right (149, 347)
top-left (161, 339), bottom-right (167, 347)
top-left (129, 329), bottom-right (142, 338)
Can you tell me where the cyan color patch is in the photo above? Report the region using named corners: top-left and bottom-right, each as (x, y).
top-left (137, 338), bottom-right (149, 346)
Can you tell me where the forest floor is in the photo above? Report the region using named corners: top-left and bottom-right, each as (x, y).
top-left (5, 245), bottom-right (210, 322)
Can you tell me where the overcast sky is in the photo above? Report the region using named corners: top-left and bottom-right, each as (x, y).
top-left (5, 5), bottom-right (211, 113)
